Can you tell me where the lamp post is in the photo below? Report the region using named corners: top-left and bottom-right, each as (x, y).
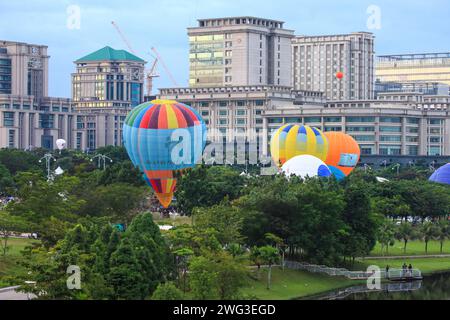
top-left (91, 154), bottom-right (113, 170)
top-left (39, 153), bottom-right (56, 181)
top-left (364, 164), bottom-right (372, 173)
top-left (392, 163), bottom-right (401, 175)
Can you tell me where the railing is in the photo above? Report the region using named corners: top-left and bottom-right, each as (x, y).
top-left (284, 261), bottom-right (422, 280)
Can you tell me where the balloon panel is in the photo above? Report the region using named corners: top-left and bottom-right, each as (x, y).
top-left (281, 155), bottom-right (332, 179)
top-left (429, 163), bottom-right (450, 185)
top-left (270, 124), bottom-right (329, 167)
top-left (324, 132), bottom-right (360, 176)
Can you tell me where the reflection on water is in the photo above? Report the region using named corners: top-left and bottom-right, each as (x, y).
top-left (344, 272), bottom-right (450, 300)
top-left (305, 272), bottom-right (450, 300)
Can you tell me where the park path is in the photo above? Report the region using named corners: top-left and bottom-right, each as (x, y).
top-left (362, 254), bottom-right (450, 260)
top-left (0, 286), bottom-right (35, 300)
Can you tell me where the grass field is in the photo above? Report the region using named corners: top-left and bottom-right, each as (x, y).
top-left (0, 237), bottom-right (39, 287)
top-left (242, 267), bottom-right (357, 300)
top-left (370, 240), bottom-right (450, 257)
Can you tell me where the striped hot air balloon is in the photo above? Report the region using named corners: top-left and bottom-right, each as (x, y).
top-left (123, 100), bottom-right (207, 208)
top-left (270, 124), bottom-right (329, 168)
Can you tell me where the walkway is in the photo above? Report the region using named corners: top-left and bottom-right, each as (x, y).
top-left (0, 286), bottom-right (35, 300)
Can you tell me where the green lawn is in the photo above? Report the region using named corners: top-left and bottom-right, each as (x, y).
top-left (0, 237), bottom-right (39, 287)
top-left (370, 240), bottom-right (450, 257)
top-left (242, 267), bottom-right (358, 300)
top-left (356, 257), bottom-right (450, 275)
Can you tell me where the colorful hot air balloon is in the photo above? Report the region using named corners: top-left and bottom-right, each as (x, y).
top-left (336, 72), bottom-right (344, 80)
top-left (270, 124), bottom-right (329, 167)
top-left (281, 155), bottom-right (332, 179)
top-left (429, 163), bottom-right (450, 185)
top-left (123, 100), bottom-right (207, 208)
top-left (324, 132), bottom-right (360, 176)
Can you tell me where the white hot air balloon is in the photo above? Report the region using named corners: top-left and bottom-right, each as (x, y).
top-left (281, 155), bottom-right (332, 179)
top-left (56, 139), bottom-right (67, 151)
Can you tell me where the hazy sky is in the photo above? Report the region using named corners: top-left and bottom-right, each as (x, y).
top-left (0, 0), bottom-right (449, 98)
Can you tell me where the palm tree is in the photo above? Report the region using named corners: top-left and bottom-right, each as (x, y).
top-left (395, 222), bottom-right (416, 254)
top-left (436, 220), bottom-right (450, 254)
top-left (378, 220), bottom-right (396, 255)
top-left (258, 246), bottom-right (280, 290)
top-left (420, 222), bottom-right (439, 254)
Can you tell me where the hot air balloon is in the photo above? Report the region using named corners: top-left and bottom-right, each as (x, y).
top-left (324, 132), bottom-right (360, 176)
top-left (281, 155), bottom-right (332, 179)
top-left (56, 139), bottom-right (66, 151)
top-left (336, 72), bottom-right (344, 80)
top-left (429, 163), bottom-right (450, 185)
top-left (270, 124), bottom-right (329, 167)
top-left (123, 100), bottom-right (207, 208)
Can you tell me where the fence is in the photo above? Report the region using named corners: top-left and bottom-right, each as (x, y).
top-left (284, 261), bottom-right (422, 280)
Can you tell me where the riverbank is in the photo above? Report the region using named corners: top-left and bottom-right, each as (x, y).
top-left (242, 267), bottom-right (361, 300)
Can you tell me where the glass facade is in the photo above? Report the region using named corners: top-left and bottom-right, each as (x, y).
top-left (189, 34), bottom-right (224, 87)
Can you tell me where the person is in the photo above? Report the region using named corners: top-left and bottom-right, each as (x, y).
top-left (408, 264), bottom-right (413, 277)
top-left (386, 265), bottom-right (390, 279)
top-left (402, 263), bottom-right (407, 277)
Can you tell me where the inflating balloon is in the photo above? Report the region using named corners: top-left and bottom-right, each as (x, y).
top-left (281, 155), bottom-right (332, 179)
top-left (324, 132), bottom-right (360, 176)
top-left (270, 124), bottom-right (329, 167)
top-left (56, 139), bottom-right (66, 151)
top-left (123, 100), bottom-right (207, 208)
top-left (429, 163), bottom-right (450, 185)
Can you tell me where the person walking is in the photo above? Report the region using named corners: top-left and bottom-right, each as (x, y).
top-left (402, 263), bottom-right (407, 277)
top-left (386, 265), bottom-right (390, 279)
top-left (408, 264), bottom-right (413, 277)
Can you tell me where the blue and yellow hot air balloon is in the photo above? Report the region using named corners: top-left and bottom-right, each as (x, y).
top-left (123, 100), bottom-right (207, 208)
top-left (270, 124), bottom-right (329, 168)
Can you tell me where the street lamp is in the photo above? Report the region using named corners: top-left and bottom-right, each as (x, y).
top-left (392, 163), bottom-right (401, 175)
top-left (363, 164), bottom-right (372, 173)
top-left (91, 154), bottom-right (113, 170)
top-left (39, 153), bottom-right (56, 181)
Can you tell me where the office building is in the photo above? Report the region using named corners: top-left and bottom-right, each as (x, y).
top-left (262, 92), bottom-right (450, 157)
top-left (0, 40), bottom-right (49, 98)
top-left (188, 17), bottom-right (294, 87)
top-left (292, 32), bottom-right (375, 101)
top-left (72, 46), bottom-right (146, 109)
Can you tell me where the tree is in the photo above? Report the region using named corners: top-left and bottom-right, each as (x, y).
top-left (189, 256), bottom-right (219, 300)
top-left (258, 246), bottom-right (279, 290)
top-left (265, 233), bottom-right (286, 270)
top-left (193, 202), bottom-right (244, 246)
top-left (175, 166), bottom-right (245, 215)
top-left (108, 238), bottom-right (146, 299)
top-left (395, 222), bottom-right (416, 253)
top-left (151, 282), bottom-right (184, 300)
top-left (0, 211), bottom-right (30, 256)
top-left (436, 220), bottom-right (450, 254)
top-left (420, 222), bottom-right (439, 254)
top-left (250, 246), bottom-right (263, 279)
top-left (0, 163), bottom-right (13, 195)
top-left (377, 220), bottom-right (396, 255)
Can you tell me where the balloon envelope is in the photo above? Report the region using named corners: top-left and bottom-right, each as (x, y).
top-left (324, 132), bottom-right (360, 176)
top-left (328, 165), bottom-right (346, 181)
top-left (270, 124), bottom-right (329, 167)
top-left (429, 163), bottom-right (450, 185)
top-left (123, 100), bottom-right (207, 208)
top-left (281, 155), bottom-right (332, 179)
top-left (56, 139), bottom-right (66, 151)
top-left (336, 72), bottom-right (344, 79)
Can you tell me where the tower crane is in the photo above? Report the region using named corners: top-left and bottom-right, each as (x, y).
top-left (111, 21), bottom-right (160, 96)
top-left (151, 47), bottom-right (179, 87)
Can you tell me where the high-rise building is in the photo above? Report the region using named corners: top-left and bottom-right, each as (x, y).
top-left (0, 40), bottom-right (49, 98)
top-left (292, 32), bottom-right (375, 101)
top-left (375, 53), bottom-right (450, 95)
top-left (72, 46), bottom-right (146, 109)
top-left (188, 17), bottom-right (294, 87)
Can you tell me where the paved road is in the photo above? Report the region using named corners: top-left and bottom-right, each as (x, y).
top-left (0, 286), bottom-right (34, 300)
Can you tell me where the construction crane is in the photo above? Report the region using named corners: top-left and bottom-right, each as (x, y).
top-left (111, 21), bottom-right (160, 96)
top-left (151, 47), bottom-right (179, 87)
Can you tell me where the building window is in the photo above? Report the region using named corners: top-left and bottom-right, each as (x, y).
top-left (429, 146), bottom-right (441, 156)
top-left (346, 116), bottom-right (375, 123)
top-left (3, 112), bottom-right (14, 126)
top-left (380, 117), bottom-right (401, 123)
top-left (219, 110), bottom-right (228, 116)
top-left (352, 135), bottom-right (375, 141)
top-left (76, 132), bottom-right (82, 150)
top-left (379, 145), bottom-right (401, 155)
top-left (285, 117), bottom-right (302, 123)
top-left (237, 101), bottom-right (246, 107)
top-left (406, 118), bottom-right (420, 124)
top-left (236, 119), bottom-right (246, 125)
top-left (324, 117), bottom-right (342, 122)
top-left (304, 117), bottom-right (321, 123)
top-left (379, 126), bottom-right (402, 133)
top-left (268, 118), bottom-right (283, 124)
top-left (407, 145), bottom-right (418, 155)
top-left (380, 135), bottom-right (402, 142)
top-left (8, 129), bottom-right (14, 147)
top-left (236, 109), bottom-right (246, 116)
top-left (345, 126), bottom-right (375, 132)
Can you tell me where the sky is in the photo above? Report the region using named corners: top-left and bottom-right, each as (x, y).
top-left (0, 0), bottom-right (449, 98)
